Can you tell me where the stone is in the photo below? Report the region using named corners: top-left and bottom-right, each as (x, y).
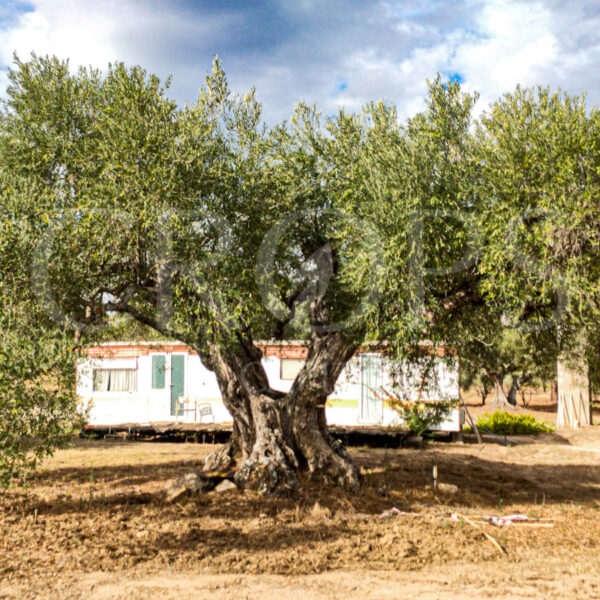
top-left (437, 482), bottom-right (459, 494)
top-left (165, 484), bottom-right (188, 503)
top-left (214, 479), bottom-right (237, 493)
top-left (165, 471), bottom-right (216, 502)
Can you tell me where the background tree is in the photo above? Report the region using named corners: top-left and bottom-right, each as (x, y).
top-left (473, 86), bottom-right (600, 407)
top-left (458, 324), bottom-right (557, 406)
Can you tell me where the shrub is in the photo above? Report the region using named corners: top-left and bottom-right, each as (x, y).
top-left (387, 397), bottom-right (458, 435)
top-left (470, 411), bottom-right (554, 436)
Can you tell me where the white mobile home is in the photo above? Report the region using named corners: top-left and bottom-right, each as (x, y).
top-left (77, 341), bottom-right (463, 432)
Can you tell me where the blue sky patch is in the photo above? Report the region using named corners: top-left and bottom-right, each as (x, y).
top-left (0, 1), bottom-right (34, 30)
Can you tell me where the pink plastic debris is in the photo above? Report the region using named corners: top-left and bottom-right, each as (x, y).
top-left (488, 514), bottom-right (529, 526)
top-left (381, 507), bottom-right (404, 517)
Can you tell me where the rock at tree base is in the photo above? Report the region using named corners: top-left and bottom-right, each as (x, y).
top-left (165, 471), bottom-right (234, 502)
top-left (214, 479), bottom-right (237, 493)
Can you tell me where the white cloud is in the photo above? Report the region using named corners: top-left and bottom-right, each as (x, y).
top-left (452, 0), bottom-right (559, 109)
top-left (333, 43), bottom-right (453, 120)
top-left (0, 0), bottom-right (121, 68)
top-left (326, 0), bottom-right (600, 122)
top-left (0, 0), bottom-right (599, 123)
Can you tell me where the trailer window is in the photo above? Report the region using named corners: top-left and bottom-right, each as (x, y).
top-left (93, 369), bottom-right (137, 392)
top-left (280, 358), bottom-right (304, 381)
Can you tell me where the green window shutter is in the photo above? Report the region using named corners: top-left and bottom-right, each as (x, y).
top-left (152, 355), bottom-right (165, 389)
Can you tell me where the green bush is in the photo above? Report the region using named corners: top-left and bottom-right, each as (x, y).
top-left (468, 411), bottom-right (554, 436)
top-left (387, 397), bottom-right (458, 436)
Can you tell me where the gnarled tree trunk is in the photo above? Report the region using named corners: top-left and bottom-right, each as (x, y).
top-left (506, 375), bottom-right (519, 406)
top-left (200, 302), bottom-right (361, 494)
top-left (289, 326), bottom-right (360, 489)
top-left (488, 372), bottom-right (514, 409)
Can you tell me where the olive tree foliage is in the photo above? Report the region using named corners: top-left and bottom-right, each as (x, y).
top-left (362, 79), bottom-right (482, 344)
top-left (469, 87), bottom-right (600, 398)
top-left (0, 55), bottom-right (484, 491)
top-left (478, 88), bottom-right (600, 330)
top-left (4, 54), bottom-right (598, 491)
top-left (0, 177), bottom-right (81, 486)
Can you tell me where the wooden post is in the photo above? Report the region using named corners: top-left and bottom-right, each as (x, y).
top-left (459, 394), bottom-right (483, 444)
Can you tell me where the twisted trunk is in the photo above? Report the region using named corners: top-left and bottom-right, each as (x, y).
top-left (506, 373), bottom-right (533, 407)
top-left (290, 328), bottom-right (360, 489)
top-left (200, 304), bottom-right (361, 494)
top-left (487, 371), bottom-right (514, 409)
top-left (506, 375), bottom-right (519, 406)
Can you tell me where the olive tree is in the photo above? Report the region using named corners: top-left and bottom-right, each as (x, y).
top-left (473, 86), bottom-right (600, 403)
top-left (0, 56), bottom-right (484, 492)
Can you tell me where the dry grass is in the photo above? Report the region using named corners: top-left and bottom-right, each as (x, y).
top-left (2, 430), bottom-right (600, 599)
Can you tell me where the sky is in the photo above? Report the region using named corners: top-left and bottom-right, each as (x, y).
top-left (0, 0), bottom-right (599, 124)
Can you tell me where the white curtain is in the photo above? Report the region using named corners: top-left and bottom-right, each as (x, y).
top-left (94, 369), bottom-right (137, 392)
top-left (110, 369), bottom-right (137, 392)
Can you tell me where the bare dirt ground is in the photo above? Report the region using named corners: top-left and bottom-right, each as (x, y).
top-left (2, 427), bottom-right (600, 599)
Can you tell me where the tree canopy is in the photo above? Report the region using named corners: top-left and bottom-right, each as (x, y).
top-left (1, 54), bottom-right (600, 489)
